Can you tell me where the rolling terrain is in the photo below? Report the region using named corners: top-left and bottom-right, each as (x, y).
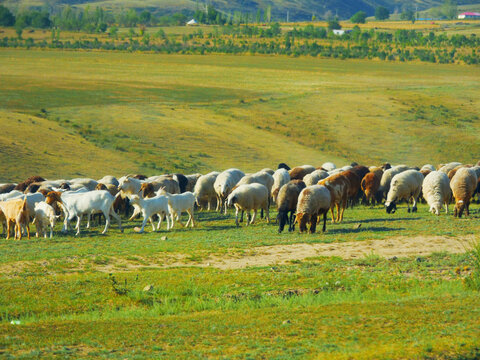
top-left (0, 49), bottom-right (479, 181)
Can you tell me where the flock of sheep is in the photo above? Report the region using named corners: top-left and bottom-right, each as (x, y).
top-left (0, 160), bottom-right (479, 239)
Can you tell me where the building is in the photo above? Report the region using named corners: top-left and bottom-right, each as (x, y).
top-left (458, 12), bottom-right (480, 19)
top-left (186, 19), bottom-right (198, 26)
top-left (332, 29), bottom-right (352, 36)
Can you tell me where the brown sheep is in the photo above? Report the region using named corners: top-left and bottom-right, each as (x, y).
top-left (318, 173), bottom-right (350, 223)
top-left (296, 185), bottom-right (331, 233)
top-left (448, 164), bottom-right (473, 181)
top-left (289, 166), bottom-right (315, 180)
top-left (361, 172), bottom-right (381, 206)
top-left (276, 180), bottom-right (306, 233)
top-left (0, 198), bottom-right (30, 240)
top-left (450, 167), bottom-right (477, 218)
top-left (14, 176), bottom-right (46, 192)
top-left (95, 183), bottom-right (118, 196)
top-left (341, 170), bottom-right (361, 207)
top-left (0, 184), bottom-right (16, 194)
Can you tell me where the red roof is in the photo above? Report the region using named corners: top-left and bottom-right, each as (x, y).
top-left (460, 12), bottom-right (480, 16)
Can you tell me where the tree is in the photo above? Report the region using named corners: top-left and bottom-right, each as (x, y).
top-left (442, 0), bottom-right (457, 19)
top-left (0, 5), bottom-right (15, 26)
top-left (139, 10), bottom-right (151, 25)
top-left (327, 17), bottom-right (341, 30)
top-left (375, 6), bottom-right (390, 20)
top-left (265, 5), bottom-right (271, 22)
top-left (400, 9), bottom-right (415, 23)
top-left (350, 11), bottom-right (367, 24)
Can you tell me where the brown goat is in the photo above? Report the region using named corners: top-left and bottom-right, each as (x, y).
top-left (0, 198), bottom-right (30, 239)
top-left (341, 170), bottom-right (361, 206)
top-left (0, 184), bottom-right (16, 194)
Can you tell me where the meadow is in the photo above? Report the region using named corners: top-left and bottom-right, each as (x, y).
top-left (0, 48), bottom-right (480, 358)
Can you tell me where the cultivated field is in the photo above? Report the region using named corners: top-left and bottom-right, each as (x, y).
top-left (0, 48), bottom-right (480, 359)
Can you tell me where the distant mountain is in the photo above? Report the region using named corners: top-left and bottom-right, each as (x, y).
top-left (3, 0), bottom-right (477, 20)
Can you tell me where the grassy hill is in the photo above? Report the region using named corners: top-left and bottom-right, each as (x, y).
top-left (1, 49), bottom-right (479, 182)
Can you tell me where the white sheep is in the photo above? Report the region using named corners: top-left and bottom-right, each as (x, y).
top-left (32, 201), bottom-right (59, 238)
top-left (68, 178), bottom-right (99, 191)
top-left (194, 172), bottom-right (220, 211)
top-left (321, 162), bottom-right (336, 172)
top-left (296, 184), bottom-right (331, 233)
top-left (303, 169), bottom-right (329, 187)
top-left (450, 167), bottom-right (478, 218)
top-left (271, 168), bottom-right (290, 203)
top-left (438, 162), bottom-right (462, 174)
top-left (128, 194), bottom-right (170, 233)
top-left (227, 183), bottom-right (269, 226)
top-left (385, 170), bottom-right (424, 214)
top-left (378, 165), bottom-right (409, 200)
top-left (420, 164), bottom-right (436, 172)
top-left (185, 173), bottom-right (202, 192)
top-left (422, 171), bottom-right (452, 215)
top-left (97, 175), bottom-right (119, 187)
top-left (213, 168), bottom-right (245, 214)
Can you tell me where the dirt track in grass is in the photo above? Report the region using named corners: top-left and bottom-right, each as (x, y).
top-left (1, 235), bottom-right (476, 276)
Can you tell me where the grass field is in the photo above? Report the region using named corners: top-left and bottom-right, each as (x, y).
top-left (1, 49), bottom-right (479, 181)
top-left (1, 47), bottom-right (480, 358)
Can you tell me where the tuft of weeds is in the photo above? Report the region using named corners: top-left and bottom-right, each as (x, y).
top-left (464, 240), bottom-right (480, 291)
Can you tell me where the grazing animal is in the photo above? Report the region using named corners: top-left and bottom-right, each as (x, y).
top-left (450, 167), bottom-right (478, 218)
top-left (303, 170), bottom-right (328, 187)
top-left (0, 198), bottom-right (30, 240)
top-left (296, 185), bottom-right (331, 233)
top-left (272, 168), bottom-right (291, 203)
top-left (278, 163), bottom-right (291, 171)
top-left (361, 172), bottom-right (381, 206)
top-left (318, 173), bottom-right (350, 223)
top-left (194, 172), bottom-right (220, 211)
top-left (0, 184), bottom-right (16, 194)
top-left (321, 162), bottom-right (336, 172)
top-left (438, 162), bottom-right (462, 173)
top-left (97, 175), bottom-right (119, 187)
top-left (385, 170), bottom-right (424, 214)
top-left (447, 164), bottom-right (472, 181)
top-left (14, 176), bottom-right (46, 192)
top-left (185, 173), bottom-right (202, 192)
top-left (46, 190), bottom-right (122, 235)
top-left (422, 171), bottom-right (452, 215)
top-left (214, 169), bottom-right (245, 214)
top-left (340, 170), bottom-right (362, 207)
top-left (33, 201), bottom-right (58, 238)
top-left (157, 190), bottom-right (196, 229)
top-left (227, 183), bottom-right (269, 226)
top-left (277, 180), bottom-right (306, 233)
top-left (378, 165), bottom-right (409, 200)
top-left (289, 165), bottom-right (315, 180)
top-left (128, 194), bottom-right (170, 233)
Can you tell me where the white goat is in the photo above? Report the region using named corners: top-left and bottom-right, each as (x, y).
top-left (158, 190), bottom-right (196, 229)
top-left (32, 201), bottom-right (59, 238)
top-left (128, 194), bottom-right (170, 233)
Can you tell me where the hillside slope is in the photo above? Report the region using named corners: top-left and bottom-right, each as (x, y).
top-left (3, 0), bottom-right (475, 20)
top-left (1, 49), bottom-right (479, 181)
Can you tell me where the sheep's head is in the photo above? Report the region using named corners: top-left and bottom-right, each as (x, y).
top-left (226, 195), bottom-right (237, 208)
top-left (454, 200), bottom-right (465, 218)
top-left (277, 211), bottom-right (288, 233)
top-left (296, 213), bottom-right (309, 233)
top-left (385, 201), bottom-right (396, 214)
top-left (129, 194), bottom-right (140, 204)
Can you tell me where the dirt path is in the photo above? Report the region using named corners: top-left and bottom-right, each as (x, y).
top-left (200, 235), bottom-right (476, 270)
top-left (0, 235), bottom-right (476, 275)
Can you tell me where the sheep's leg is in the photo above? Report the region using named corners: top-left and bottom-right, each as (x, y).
top-left (207, 200), bottom-right (212, 211)
top-left (310, 214), bottom-right (317, 233)
top-left (156, 214), bottom-right (163, 230)
top-left (224, 200), bottom-right (228, 215)
top-left (339, 200), bottom-right (346, 222)
top-left (149, 216), bottom-right (156, 231)
top-left (235, 207), bottom-right (240, 227)
top-left (250, 210), bottom-right (257, 225)
top-left (412, 196), bottom-right (418, 213)
top-left (260, 208), bottom-right (264, 219)
top-left (49, 221), bottom-right (54, 239)
top-left (129, 205), bottom-right (141, 221)
top-left (109, 208), bottom-right (122, 233)
top-left (265, 205), bottom-right (270, 223)
top-left (75, 215), bottom-right (82, 236)
top-left (169, 212), bottom-right (176, 229)
top-left (6, 220), bottom-right (11, 240)
top-left (330, 206), bottom-right (336, 223)
top-left (444, 201), bottom-right (449, 214)
top-left (101, 210), bottom-right (111, 234)
top-left (336, 204), bottom-right (341, 223)
top-left (322, 212), bottom-right (327, 232)
top-left (187, 209), bottom-right (195, 227)
top-left (466, 201), bottom-right (470, 216)
top-left (240, 210), bottom-right (244, 223)
top-left (86, 214), bottom-right (91, 229)
top-left (25, 224), bottom-right (30, 240)
top-left (35, 222), bottom-right (40, 238)
top-left (288, 211), bottom-right (294, 232)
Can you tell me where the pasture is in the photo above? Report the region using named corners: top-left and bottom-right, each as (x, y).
top-left (1, 48), bottom-right (480, 358)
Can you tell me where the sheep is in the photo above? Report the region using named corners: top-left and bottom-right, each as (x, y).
top-left (194, 172), bottom-right (220, 211)
top-left (185, 173), bottom-right (202, 192)
top-left (173, 174), bottom-right (188, 193)
top-left (447, 164), bottom-right (473, 181)
top-left (157, 190), bottom-right (196, 229)
top-left (213, 169), bottom-right (245, 214)
top-left (236, 171), bottom-right (274, 219)
top-left (341, 170), bottom-right (362, 207)
top-left (68, 178), bottom-right (98, 191)
top-left (14, 176), bottom-right (46, 192)
top-left (318, 173), bottom-right (350, 223)
top-left (0, 198), bottom-right (30, 240)
top-left (361, 172), bottom-right (381, 206)
top-left (0, 190), bottom-right (23, 202)
top-left (0, 184), bottom-right (16, 194)
top-left (128, 194), bottom-right (170, 233)
top-left (45, 190), bottom-right (122, 235)
top-left (271, 168), bottom-right (291, 203)
top-left (421, 164), bottom-right (436, 172)
top-left (289, 165), bottom-right (315, 180)
top-left (295, 185), bottom-right (331, 233)
top-left (368, 166), bottom-right (384, 179)
top-left (227, 183), bottom-right (269, 226)
top-left (321, 162), bottom-right (336, 172)
top-left (32, 201), bottom-right (58, 238)
top-left (277, 180), bottom-right (306, 233)
top-left (450, 167), bottom-right (478, 218)
top-left (7, 192), bottom-right (45, 218)
top-left (422, 171), bottom-right (452, 215)
top-left (95, 183), bottom-right (118, 196)
top-left (438, 162), bottom-right (462, 174)
top-left (97, 175), bottom-right (119, 187)
top-left (260, 168), bottom-right (275, 175)
top-left (378, 165), bottom-right (410, 200)
top-left (385, 170), bottom-right (424, 214)
top-left (303, 170), bottom-right (328, 187)
top-left (145, 176), bottom-right (181, 194)
top-left (118, 176), bottom-right (145, 220)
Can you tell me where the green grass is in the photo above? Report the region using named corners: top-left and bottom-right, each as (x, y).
top-left (0, 204), bottom-right (480, 358)
top-left (0, 49), bottom-right (480, 181)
